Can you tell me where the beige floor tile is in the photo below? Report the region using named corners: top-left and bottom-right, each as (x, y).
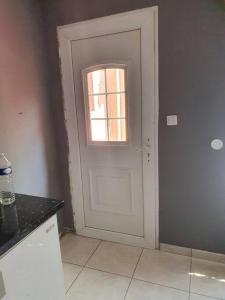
top-left (63, 263), bottom-right (82, 292)
top-left (60, 234), bottom-right (100, 265)
top-left (190, 294), bottom-right (218, 300)
top-left (134, 249), bottom-right (191, 291)
top-left (87, 241), bottom-right (142, 277)
top-left (125, 279), bottom-right (189, 300)
top-left (66, 267), bottom-right (130, 300)
top-left (190, 258), bottom-right (225, 299)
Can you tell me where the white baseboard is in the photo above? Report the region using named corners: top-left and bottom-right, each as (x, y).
top-left (160, 243), bottom-right (191, 257)
top-left (192, 248), bottom-right (225, 264)
top-left (160, 243), bottom-right (225, 263)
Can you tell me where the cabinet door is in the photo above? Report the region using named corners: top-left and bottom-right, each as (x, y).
top-left (0, 215), bottom-right (64, 300)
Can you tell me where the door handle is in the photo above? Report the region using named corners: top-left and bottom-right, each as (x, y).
top-left (0, 272), bottom-right (6, 299)
top-left (135, 148), bottom-right (151, 163)
top-left (136, 138), bottom-right (151, 162)
top-left (135, 145), bottom-right (151, 153)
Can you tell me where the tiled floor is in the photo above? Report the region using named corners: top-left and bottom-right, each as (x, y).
top-left (60, 233), bottom-right (225, 300)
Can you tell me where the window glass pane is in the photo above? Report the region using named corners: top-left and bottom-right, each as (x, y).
top-left (85, 66), bottom-right (128, 143)
top-left (89, 95), bottom-right (107, 119)
top-left (87, 70), bottom-right (105, 94)
top-left (106, 68), bottom-right (125, 93)
top-left (91, 120), bottom-right (108, 141)
top-left (108, 119), bottom-right (127, 142)
top-left (107, 93), bottom-right (126, 118)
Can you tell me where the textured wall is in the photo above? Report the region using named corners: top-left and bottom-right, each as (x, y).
top-left (0, 1), bottom-right (62, 201)
top-left (41, 0), bottom-right (225, 253)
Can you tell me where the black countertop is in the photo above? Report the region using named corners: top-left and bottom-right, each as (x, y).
top-left (0, 194), bottom-right (64, 258)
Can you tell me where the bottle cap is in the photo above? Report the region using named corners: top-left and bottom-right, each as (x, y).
top-left (0, 153), bottom-right (11, 168)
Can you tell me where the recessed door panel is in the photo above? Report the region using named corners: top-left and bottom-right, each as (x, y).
top-left (88, 167), bottom-right (135, 215)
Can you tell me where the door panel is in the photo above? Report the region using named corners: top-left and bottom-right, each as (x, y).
top-left (72, 30), bottom-right (144, 236)
top-left (88, 167), bottom-right (134, 215)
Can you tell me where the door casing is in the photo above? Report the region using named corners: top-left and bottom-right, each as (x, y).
top-left (58, 7), bottom-right (159, 248)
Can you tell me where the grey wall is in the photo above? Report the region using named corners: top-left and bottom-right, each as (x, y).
top-left (41, 0), bottom-right (225, 253)
top-left (0, 1), bottom-right (62, 202)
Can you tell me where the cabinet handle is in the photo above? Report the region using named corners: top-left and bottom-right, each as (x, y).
top-left (0, 272), bottom-right (6, 299)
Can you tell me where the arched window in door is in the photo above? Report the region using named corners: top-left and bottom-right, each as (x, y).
top-left (83, 65), bottom-right (128, 143)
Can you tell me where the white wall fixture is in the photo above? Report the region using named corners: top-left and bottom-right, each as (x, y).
top-left (166, 115), bottom-right (178, 126)
top-left (211, 139), bottom-right (223, 150)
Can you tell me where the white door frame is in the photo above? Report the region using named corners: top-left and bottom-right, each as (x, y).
top-left (57, 7), bottom-right (159, 248)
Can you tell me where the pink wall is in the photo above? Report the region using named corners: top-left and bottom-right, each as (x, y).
top-left (0, 0), bottom-right (61, 200)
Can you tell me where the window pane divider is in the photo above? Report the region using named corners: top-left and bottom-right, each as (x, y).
top-left (88, 91), bottom-right (126, 97)
top-left (104, 69), bottom-right (109, 141)
top-left (91, 117), bottom-right (126, 120)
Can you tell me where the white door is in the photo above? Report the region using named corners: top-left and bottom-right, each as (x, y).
top-left (58, 7), bottom-right (159, 248)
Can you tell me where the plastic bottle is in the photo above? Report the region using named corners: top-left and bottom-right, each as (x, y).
top-left (0, 153), bottom-right (15, 205)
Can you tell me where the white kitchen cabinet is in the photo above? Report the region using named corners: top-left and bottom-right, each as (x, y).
top-left (0, 215), bottom-right (64, 300)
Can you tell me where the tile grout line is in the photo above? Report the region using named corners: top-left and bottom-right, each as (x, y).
top-left (85, 265), bottom-right (131, 279)
top-left (65, 265), bottom-right (84, 295)
top-left (62, 260), bottom-right (83, 267)
top-left (64, 238), bottom-right (103, 295)
top-left (188, 250), bottom-right (193, 300)
top-left (132, 248), bottom-right (144, 278)
top-left (123, 278), bottom-right (132, 300)
top-left (186, 250), bottom-right (223, 300)
top-left (190, 292), bottom-right (224, 300)
top-left (84, 265), bottom-right (192, 295)
top-left (62, 239), bottom-right (102, 268)
top-left (123, 248), bottom-right (144, 300)
top-left (129, 277), bottom-right (191, 294)
top-left (84, 239), bottom-right (103, 266)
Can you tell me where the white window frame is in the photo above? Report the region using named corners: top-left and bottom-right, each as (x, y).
top-left (82, 64), bottom-right (129, 146)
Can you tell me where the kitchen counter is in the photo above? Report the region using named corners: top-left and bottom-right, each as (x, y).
top-left (0, 193), bottom-right (64, 258)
